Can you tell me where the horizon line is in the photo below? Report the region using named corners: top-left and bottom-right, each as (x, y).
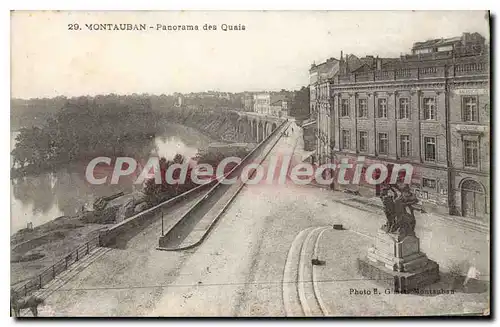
top-left (10, 87), bottom-right (309, 101)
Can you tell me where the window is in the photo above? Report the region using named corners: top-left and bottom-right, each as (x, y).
top-left (424, 137), bottom-right (436, 161)
top-left (462, 96), bottom-right (478, 122)
top-left (378, 98), bottom-right (387, 118)
top-left (341, 99), bottom-right (350, 117)
top-left (358, 131), bottom-right (368, 152)
top-left (399, 97), bottom-right (410, 119)
top-left (341, 130), bottom-right (351, 149)
top-left (400, 134), bottom-right (411, 157)
top-left (423, 97), bottom-right (436, 120)
top-left (378, 133), bottom-right (389, 155)
top-left (422, 178), bottom-right (436, 189)
top-left (464, 140), bottom-right (479, 168)
top-left (358, 99), bottom-right (368, 118)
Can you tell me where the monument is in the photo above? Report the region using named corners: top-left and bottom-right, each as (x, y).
top-left (358, 184), bottom-right (440, 292)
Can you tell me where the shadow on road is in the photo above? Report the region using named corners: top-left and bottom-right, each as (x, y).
top-left (413, 272), bottom-right (489, 297)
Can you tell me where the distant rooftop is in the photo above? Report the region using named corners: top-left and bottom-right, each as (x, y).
top-left (411, 32), bottom-right (485, 53)
top-left (312, 32), bottom-right (487, 79)
top-left (412, 36), bottom-right (462, 50)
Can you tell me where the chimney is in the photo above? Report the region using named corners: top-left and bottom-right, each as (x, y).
top-left (462, 32), bottom-right (472, 45)
top-left (365, 55), bottom-right (375, 69)
top-left (340, 50), bottom-right (343, 61)
top-left (376, 56), bottom-right (382, 71)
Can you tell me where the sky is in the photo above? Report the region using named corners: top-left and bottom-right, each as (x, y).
top-left (11, 11), bottom-right (489, 99)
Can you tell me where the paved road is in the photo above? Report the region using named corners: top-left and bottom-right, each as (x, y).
top-left (37, 122), bottom-right (489, 317)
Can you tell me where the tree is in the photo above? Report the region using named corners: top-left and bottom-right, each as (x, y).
top-left (289, 86), bottom-right (310, 119)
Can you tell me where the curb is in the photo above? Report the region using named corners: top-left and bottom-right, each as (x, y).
top-left (297, 226), bottom-right (328, 316)
top-left (283, 226), bottom-right (332, 317)
top-left (337, 197), bottom-right (489, 234)
top-left (282, 227), bottom-right (315, 317)
top-left (312, 228), bottom-right (331, 316)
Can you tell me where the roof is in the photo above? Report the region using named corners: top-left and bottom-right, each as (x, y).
top-left (412, 36), bottom-right (462, 50)
top-left (270, 94), bottom-right (288, 104)
top-left (345, 54), bottom-right (363, 72)
top-left (381, 58), bottom-right (404, 69)
top-left (270, 99), bottom-right (287, 106)
top-left (351, 57), bottom-right (401, 72)
top-left (310, 59), bottom-right (340, 84)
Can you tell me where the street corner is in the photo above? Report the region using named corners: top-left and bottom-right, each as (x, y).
top-left (311, 228), bottom-right (490, 316)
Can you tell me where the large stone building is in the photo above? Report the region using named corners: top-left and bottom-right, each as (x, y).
top-left (310, 32), bottom-right (490, 219)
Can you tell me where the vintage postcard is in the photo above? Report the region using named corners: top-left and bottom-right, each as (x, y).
top-left (10, 10), bottom-right (490, 317)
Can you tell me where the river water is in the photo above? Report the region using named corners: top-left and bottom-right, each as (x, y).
top-left (10, 124), bottom-right (215, 234)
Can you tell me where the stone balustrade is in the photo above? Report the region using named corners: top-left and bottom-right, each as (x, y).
top-left (332, 61), bottom-right (488, 84)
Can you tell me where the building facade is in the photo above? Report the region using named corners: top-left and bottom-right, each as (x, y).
top-left (270, 99), bottom-right (288, 117)
top-left (253, 92), bottom-right (289, 117)
top-left (310, 58), bottom-right (339, 167)
top-left (311, 32), bottom-right (490, 219)
top-left (310, 54), bottom-right (366, 167)
top-left (243, 92), bottom-right (254, 111)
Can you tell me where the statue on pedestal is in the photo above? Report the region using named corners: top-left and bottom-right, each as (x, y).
top-left (380, 184), bottom-right (418, 239)
top-left (358, 183), bottom-right (439, 292)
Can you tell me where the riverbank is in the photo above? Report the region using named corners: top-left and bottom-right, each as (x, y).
top-left (11, 114), bottom-right (253, 287)
top-left (10, 214), bottom-right (108, 286)
top-left (158, 108), bottom-right (256, 144)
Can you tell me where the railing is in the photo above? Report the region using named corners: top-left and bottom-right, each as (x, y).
top-left (12, 168), bottom-right (225, 299)
top-left (375, 70), bottom-right (394, 81)
top-left (419, 66), bottom-right (445, 78)
top-left (334, 62), bottom-right (488, 84)
top-left (454, 62), bottom-right (487, 76)
top-left (394, 69), bottom-right (411, 79)
top-left (419, 67), bottom-right (437, 75)
top-left (402, 45), bottom-right (486, 61)
top-left (12, 236), bottom-right (101, 298)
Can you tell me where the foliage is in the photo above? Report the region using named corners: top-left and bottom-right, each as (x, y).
top-left (143, 156), bottom-right (197, 205)
top-left (143, 147), bottom-right (249, 205)
top-left (11, 95), bottom-right (156, 174)
top-left (289, 86), bottom-right (310, 119)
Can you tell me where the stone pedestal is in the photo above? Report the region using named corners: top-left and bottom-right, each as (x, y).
top-left (358, 230), bottom-right (439, 292)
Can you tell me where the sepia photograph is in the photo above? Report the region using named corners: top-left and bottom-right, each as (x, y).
top-left (9, 10), bottom-right (491, 317)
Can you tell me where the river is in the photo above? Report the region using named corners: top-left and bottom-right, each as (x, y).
top-left (10, 124), bottom-right (216, 235)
